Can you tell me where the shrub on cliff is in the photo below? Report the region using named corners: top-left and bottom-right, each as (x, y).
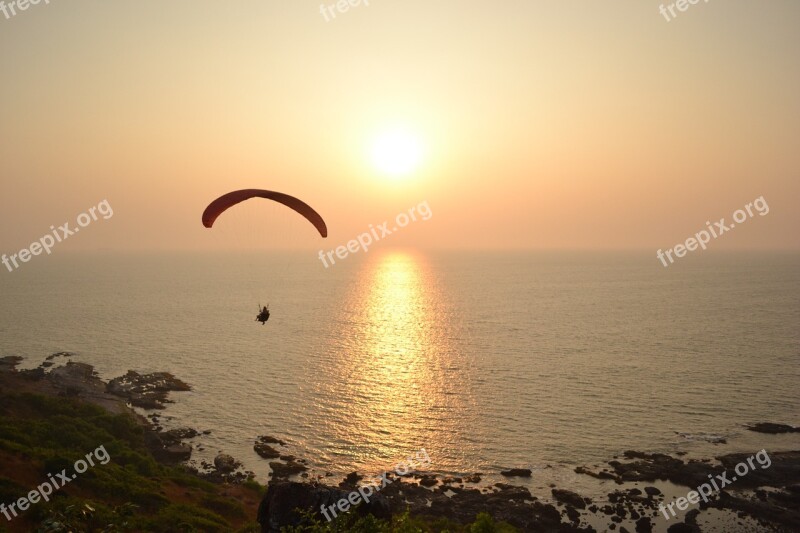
top-left (0, 392), bottom-right (256, 531)
top-left (280, 509), bottom-right (517, 532)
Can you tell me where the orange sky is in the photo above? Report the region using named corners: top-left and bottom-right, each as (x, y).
top-left (1, 1), bottom-right (798, 252)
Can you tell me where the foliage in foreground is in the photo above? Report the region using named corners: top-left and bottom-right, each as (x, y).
top-left (0, 392), bottom-right (261, 532)
top-left (281, 509), bottom-right (518, 533)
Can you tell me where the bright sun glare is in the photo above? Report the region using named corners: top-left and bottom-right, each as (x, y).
top-left (371, 129), bottom-right (423, 178)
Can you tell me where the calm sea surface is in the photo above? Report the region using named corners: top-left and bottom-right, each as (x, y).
top-left (1, 250), bottom-right (798, 494)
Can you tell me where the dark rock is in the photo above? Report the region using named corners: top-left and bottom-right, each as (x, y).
top-left (214, 454), bottom-right (240, 473)
top-left (107, 370), bottom-right (191, 409)
top-left (254, 441), bottom-right (282, 459)
top-left (746, 422), bottom-right (800, 434)
top-left (565, 505), bottom-right (580, 522)
top-left (343, 471), bottom-right (363, 486)
top-left (269, 460), bottom-right (308, 479)
top-left (257, 435), bottom-right (287, 446)
top-left (46, 351), bottom-right (75, 361)
top-left (418, 475), bottom-right (438, 487)
top-left (667, 524), bottom-right (695, 533)
top-left (500, 468), bottom-right (532, 477)
top-left (22, 367), bottom-right (46, 380)
top-left (607, 451), bottom-right (718, 487)
top-left (685, 509), bottom-right (700, 526)
top-left (163, 443), bottom-right (192, 462)
top-left (644, 486), bottom-right (661, 497)
top-left (552, 489), bottom-right (587, 509)
top-left (575, 465), bottom-right (617, 480)
top-left (709, 484), bottom-right (800, 529)
top-left (257, 481), bottom-right (390, 532)
top-left (491, 484), bottom-right (532, 501)
top-left (635, 516), bottom-right (652, 533)
top-left (161, 428), bottom-right (199, 444)
top-left (717, 450), bottom-right (800, 489)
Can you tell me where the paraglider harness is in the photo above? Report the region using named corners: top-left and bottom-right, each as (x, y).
top-left (256, 304), bottom-right (270, 324)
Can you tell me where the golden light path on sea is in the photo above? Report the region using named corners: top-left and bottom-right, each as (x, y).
top-left (311, 250), bottom-right (474, 478)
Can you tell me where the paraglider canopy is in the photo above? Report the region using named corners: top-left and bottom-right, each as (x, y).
top-left (202, 189), bottom-right (327, 238)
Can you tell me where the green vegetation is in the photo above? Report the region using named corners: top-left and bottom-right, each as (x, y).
top-left (0, 391), bottom-right (515, 532)
top-left (0, 392), bottom-right (259, 532)
top-left (281, 510), bottom-right (517, 533)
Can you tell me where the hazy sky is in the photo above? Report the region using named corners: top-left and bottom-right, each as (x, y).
top-left (1, 0), bottom-right (798, 252)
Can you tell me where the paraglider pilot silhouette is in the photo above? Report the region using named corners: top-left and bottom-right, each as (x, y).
top-left (202, 189), bottom-right (328, 325)
top-left (256, 304), bottom-right (270, 324)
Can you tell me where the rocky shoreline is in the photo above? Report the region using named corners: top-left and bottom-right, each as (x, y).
top-left (1, 354), bottom-right (798, 532)
top-left (256, 448), bottom-right (800, 533)
top-left (0, 355), bottom-right (200, 464)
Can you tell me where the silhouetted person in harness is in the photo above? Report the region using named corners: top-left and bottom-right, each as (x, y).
top-left (256, 304), bottom-right (270, 325)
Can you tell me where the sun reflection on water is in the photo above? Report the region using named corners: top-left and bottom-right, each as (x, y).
top-left (307, 250), bottom-right (475, 477)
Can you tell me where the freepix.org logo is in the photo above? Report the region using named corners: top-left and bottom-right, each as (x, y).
top-left (656, 196), bottom-right (768, 267)
top-left (1, 445), bottom-right (111, 523)
top-left (318, 201), bottom-right (432, 268)
top-left (1, 0), bottom-right (51, 21)
top-left (659, 449), bottom-right (771, 520)
top-left (320, 449), bottom-right (430, 522)
top-left (2, 200), bottom-right (114, 273)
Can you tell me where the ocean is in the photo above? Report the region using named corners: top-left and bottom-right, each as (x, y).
top-left (1, 250), bottom-right (798, 498)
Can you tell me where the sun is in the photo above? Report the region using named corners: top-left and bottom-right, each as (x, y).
top-left (371, 128), bottom-right (423, 178)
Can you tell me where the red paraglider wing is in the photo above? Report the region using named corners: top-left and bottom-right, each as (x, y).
top-left (202, 189), bottom-right (327, 238)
